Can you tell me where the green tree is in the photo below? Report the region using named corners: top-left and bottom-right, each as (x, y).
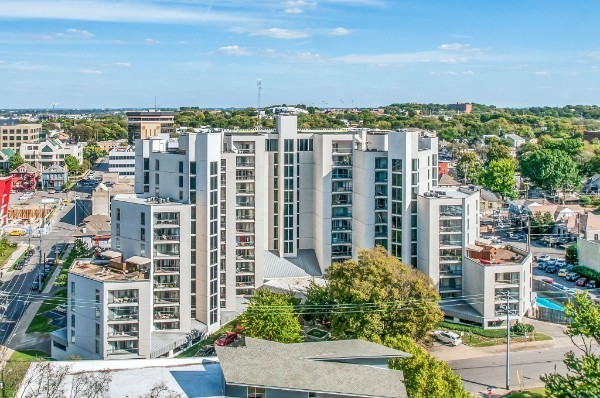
top-left (0, 235), bottom-right (9, 256)
top-left (64, 155), bottom-right (81, 174)
top-left (483, 141), bottom-right (512, 166)
top-left (455, 153), bottom-right (483, 183)
top-left (531, 212), bottom-right (554, 235)
top-left (481, 158), bottom-right (518, 199)
top-left (305, 247), bottom-right (443, 342)
top-left (385, 335), bottom-right (470, 398)
top-left (83, 144), bottom-right (106, 165)
top-left (565, 243), bottom-right (578, 266)
top-left (521, 149), bottom-right (580, 193)
top-left (240, 289), bottom-right (303, 343)
top-left (8, 153), bottom-right (24, 171)
top-left (541, 293), bottom-right (600, 398)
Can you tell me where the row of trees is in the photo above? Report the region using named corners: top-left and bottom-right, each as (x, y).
top-left (240, 247), bottom-right (469, 398)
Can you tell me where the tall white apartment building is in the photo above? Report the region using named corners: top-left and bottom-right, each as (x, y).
top-left (57, 115), bottom-right (442, 359)
top-left (417, 187), bottom-right (532, 329)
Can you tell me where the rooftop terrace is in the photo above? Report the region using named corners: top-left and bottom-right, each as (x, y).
top-left (466, 241), bottom-right (529, 266)
top-left (70, 259), bottom-right (149, 282)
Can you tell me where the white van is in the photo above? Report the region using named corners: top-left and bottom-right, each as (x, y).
top-left (433, 330), bottom-right (462, 346)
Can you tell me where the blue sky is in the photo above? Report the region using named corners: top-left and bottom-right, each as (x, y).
top-left (0, 0), bottom-right (598, 109)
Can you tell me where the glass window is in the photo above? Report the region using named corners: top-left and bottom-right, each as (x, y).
top-left (179, 161), bottom-right (184, 173)
top-left (179, 176), bottom-right (184, 188)
top-left (155, 159), bottom-right (159, 170)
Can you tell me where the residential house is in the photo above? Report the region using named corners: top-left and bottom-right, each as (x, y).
top-left (9, 163), bottom-right (40, 191)
top-left (504, 134), bottom-right (526, 148)
top-left (216, 337), bottom-right (410, 398)
top-left (73, 215), bottom-right (111, 249)
top-left (580, 213), bottom-right (600, 241)
top-left (508, 198), bottom-right (551, 218)
top-left (479, 187), bottom-right (505, 216)
top-left (438, 173), bottom-right (461, 187)
top-left (0, 149), bottom-right (16, 171)
top-left (41, 165), bottom-right (68, 191)
top-left (583, 174), bottom-right (600, 194)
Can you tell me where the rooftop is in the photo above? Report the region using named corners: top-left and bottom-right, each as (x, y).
top-left (69, 259), bottom-right (149, 282)
top-left (216, 337), bottom-right (409, 398)
top-left (421, 186), bottom-right (477, 200)
top-left (466, 242), bottom-right (529, 266)
top-left (112, 194), bottom-right (186, 206)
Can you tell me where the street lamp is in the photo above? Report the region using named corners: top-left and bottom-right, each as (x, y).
top-left (498, 291), bottom-right (520, 390)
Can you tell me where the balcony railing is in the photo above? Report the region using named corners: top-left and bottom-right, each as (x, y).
top-left (108, 296), bottom-right (139, 304)
top-left (440, 256), bottom-right (462, 262)
top-left (236, 188), bottom-right (255, 194)
top-left (154, 282), bottom-right (179, 289)
top-left (236, 162), bottom-right (255, 167)
top-left (332, 211), bottom-right (352, 218)
top-left (154, 312), bottom-right (179, 320)
top-left (153, 219), bottom-right (180, 226)
top-left (153, 234), bottom-right (180, 241)
top-left (154, 250), bottom-right (180, 257)
top-left (332, 186), bottom-right (352, 192)
top-left (107, 330), bottom-right (139, 338)
top-left (153, 297), bottom-right (180, 304)
top-left (237, 149), bottom-right (255, 154)
top-left (332, 147), bottom-right (352, 154)
top-left (332, 173), bottom-right (352, 180)
top-left (439, 269), bottom-right (462, 276)
top-left (108, 313), bottom-right (138, 321)
top-left (236, 201), bottom-right (255, 207)
top-left (332, 160), bottom-right (352, 166)
top-left (236, 241), bottom-right (255, 247)
top-left (236, 214), bottom-right (255, 220)
top-left (332, 224), bottom-right (352, 231)
top-left (439, 285), bottom-right (462, 292)
top-left (236, 175), bottom-right (255, 181)
top-left (236, 255), bottom-right (255, 260)
top-left (107, 348), bottom-right (138, 355)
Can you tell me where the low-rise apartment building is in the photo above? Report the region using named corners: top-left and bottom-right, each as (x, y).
top-left (108, 146), bottom-right (135, 179)
top-left (0, 119), bottom-right (41, 150)
top-left (19, 139), bottom-right (84, 171)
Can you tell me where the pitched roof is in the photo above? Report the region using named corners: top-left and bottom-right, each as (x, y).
top-left (9, 162), bottom-right (40, 174)
top-left (438, 173), bottom-right (460, 186)
top-left (216, 337), bottom-right (409, 397)
top-left (479, 188), bottom-right (502, 202)
top-left (41, 164), bottom-right (66, 173)
top-left (263, 249), bottom-right (322, 278)
top-left (581, 213), bottom-right (600, 232)
top-left (0, 149), bottom-right (16, 157)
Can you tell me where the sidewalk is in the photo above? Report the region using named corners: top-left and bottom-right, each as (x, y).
top-left (0, 243), bottom-right (28, 283)
top-left (8, 244), bottom-right (72, 351)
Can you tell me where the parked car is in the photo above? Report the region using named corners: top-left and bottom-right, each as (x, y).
top-left (566, 272), bottom-right (580, 281)
top-left (566, 265), bottom-right (574, 272)
top-left (538, 255), bottom-right (551, 263)
top-left (545, 266), bottom-right (558, 274)
top-left (8, 230), bottom-right (26, 236)
top-left (433, 331), bottom-right (462, 346)
top-left (44, 264), bottom-right (52, 273)
top-left (541, 277), bottom-right (554, 284)
top-left (555, 260), bottom-right (566, 268)
top-left (55, 304), bottom-right (67, 314)
top-left (537, 262), bottom-right (548, 270)
top-left (585, 280), bottom-right (597, 289)
top-left (557, 269), bottom-right (569, 277)
top-left (575, 277), bottom-right (589, 287)
top-left (215, 332), bottom-right (238, 346)
top-left (31, 281), bottom-right (39, 290)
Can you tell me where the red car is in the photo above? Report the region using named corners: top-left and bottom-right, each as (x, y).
top-left (215, 332), bottom-right (238, 346)
top-left (575, 277), bottom-right (589, 287)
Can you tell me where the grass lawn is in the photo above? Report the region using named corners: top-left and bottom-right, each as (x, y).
top-left (504, 387), bottom-right (546, 397)
top-left (2, 349), bottom-right (51, 397)
top-left (0, 245), bottom-right (19, 269)
top-left (437, 321), bottom-right (553, 348)
top-left (177, 320), bottom-right (239, 358)
top-left (25, 289), bottom-right (67, 334)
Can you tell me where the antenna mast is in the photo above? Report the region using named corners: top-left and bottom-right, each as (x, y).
top-left (256, 79), bottom-right (262, 125)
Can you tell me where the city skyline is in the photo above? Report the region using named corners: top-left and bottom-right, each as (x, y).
top-left (0, 0), bottom-right (599, 108)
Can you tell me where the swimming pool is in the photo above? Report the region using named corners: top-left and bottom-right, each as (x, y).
top-left (536, 297), bottom-right (565, 311)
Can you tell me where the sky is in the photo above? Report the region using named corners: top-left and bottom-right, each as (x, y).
top-left (0, 0), bottom-right (599, 109)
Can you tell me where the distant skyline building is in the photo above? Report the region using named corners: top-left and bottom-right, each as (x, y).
top-left (0, 119), bottom-right (41, 150)
top-left (126, 111), bottom-right (175, 144)
top-left (447, 102), bottom-right (473, 114)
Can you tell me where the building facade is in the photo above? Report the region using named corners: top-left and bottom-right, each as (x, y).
top-left (41, 165), bottom-right (68, 190)
top-left (0, 176), bottom-right (13, 230)
top-left (0, 120), bottom-right (41, 150)
top-left (19, 139), bottom-right (84, 171)
top-left (108, 146), bottom-right (136, 179)
top-left (126, 111), bottom-right (175, 144)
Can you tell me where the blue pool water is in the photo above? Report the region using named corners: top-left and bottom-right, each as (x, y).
top-left (536, 297), bottom-right (565, 311)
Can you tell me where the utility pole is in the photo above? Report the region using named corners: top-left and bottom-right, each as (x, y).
top-left (505, 291), bottom-right (511, 390)
top-left (38, 203), bottom-right (45, 294)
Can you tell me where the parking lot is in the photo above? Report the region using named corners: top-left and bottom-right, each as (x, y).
top-left (533, 261), bottom-right (600, 300)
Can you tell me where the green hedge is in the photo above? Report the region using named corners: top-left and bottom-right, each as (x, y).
top-left (573, 265), bottom-right (600, 281)
top-left (437, 321), bottom-right (534, 337)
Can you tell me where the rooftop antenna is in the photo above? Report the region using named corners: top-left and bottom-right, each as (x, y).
top-left (154, 96), bottom-right (157, 111)
top-left (52, 102), bottom-right (59, 112)
top-left (257, 79), bottom-right (262, 122)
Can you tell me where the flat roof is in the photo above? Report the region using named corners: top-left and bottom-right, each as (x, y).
top-left (112, 194), bottom-right (186, 206)
top-left (70, 260), bottom-right (148, 282)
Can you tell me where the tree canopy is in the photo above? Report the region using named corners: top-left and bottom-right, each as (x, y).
top-left (240, 289), bottom-right (303, 343)
top-left (520, 149), bottom-right (580, 193)
top-left (305, 247), bottom-right (443, 342)
top-left (9, 153), bottom-right (25, 171)
top-left (64, 155), bottom-right (81, 174)
top-left (541, 293), bottom-right (600, 398)
top-left (481, 158), bottom-right (518, 199)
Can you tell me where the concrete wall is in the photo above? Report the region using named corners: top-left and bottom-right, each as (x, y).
top-left (578, 237), bottom-right (600, 273)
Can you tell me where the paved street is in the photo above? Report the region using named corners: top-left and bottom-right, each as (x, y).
top-left (0, 199), bottom-right (77, 348)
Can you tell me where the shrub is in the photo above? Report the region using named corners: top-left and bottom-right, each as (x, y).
top-left (511, 322), bottom-right (535, 334)
top-left (573, 265), bottom-right (600, 281)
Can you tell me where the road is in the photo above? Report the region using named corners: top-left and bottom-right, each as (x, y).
top-left (0, 200), bottom-right (78, 347)
top-left (448, 345), bottom-right (571, 393)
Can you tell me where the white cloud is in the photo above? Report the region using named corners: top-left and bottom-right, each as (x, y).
top-left (0, 0), bottom-right (251, 24)
top-left (439, 57), bottom-right (468, 64)
top-left (533, 71), bottom-right (550, 76)
top-left (506, 64), bottom-right (528, 70)
top-left (438, 42), bottom-right (484, 53)
top-left (79, 69), bottom-right (102, 74)
top-left (252, 28), bottom-right (310, 39)
top-left (329, 27), bottom-right (351, 36)
top-left (284, 0), bottom-right (317, 14)
top-left (218, 45), bottom-right (252, 56)
top-left (462, 70), bottom-right (474, 75)
top-left (145, 38), bottom-right (158, 45)
top-left (59, 28), bottom-right (94, 39)
top-left (112, 62), bottom-right (132, 67)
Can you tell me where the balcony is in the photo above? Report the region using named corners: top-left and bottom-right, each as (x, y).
top-left (439, 285), bottom-right (462, 293)
top-left (154, 310), bottom-right (179, 321)
top-left (236, 280), bottom-right (255, 288)
top-left (236, 172), bottom-right (255, 181)
top-left (236, 188), bottom-right (255, 195)
top-left (332, 222), bottom-right (352, 231)
top-left (332, 160), bottom-right (352, 167)
top-left (236, 227), bottom-right (255, 234)
top-left (332, 210), bottom-right (352, 218)
top-left (439, 238), bottom-right (462, 248)
top-left (236, 212), bottom-right (255, 221)
top-left (332, 147), bottom-right (352, 154)
top-left (107, 347), bottom-right (138, 356)
top-left (236, 200), bottom-right (255, 208)
top-left (154, 260), bottom-right (179, 274)
top-left (108, 311), bottom-right (138, 322)
top-left (236, 263), bottom-right (255, 273)
top-left (439, 267), bottom-right (463, 277)
top-left (154, 250), bottom-right (180, 258)
top-left (332, 185), bottom-right (352, 193)
top-left (153, 218), bottom-right (180, 226)
top-left (332, 171), bottom-right (352, 180)
top-left (107, 328), bottom-right (139, 340)
top-left (153, 233), bottom-right (180, 241)
top-left (154, 297), bottom-right (180, 306)
top-left (375, 188), bottom-right (388, 197)
top-left (237, 148), bottom-right (255, 154)
top-left (108, 296), bottom-right (138, 305)
top-left (236, 238), bottom-right (255, 248)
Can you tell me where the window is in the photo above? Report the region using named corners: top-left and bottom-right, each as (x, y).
top-left (284, 139), bottom-right (294, 152)
top-left (71, 330), bottom-right (75, 343)
top-left (116, 208), bottom-right (121, 221)
top-left (155, 173), bottom-right (159, 184)
top-left (297, 139), bottom-right (313, 151)
top-left (140, 212), bottom-right (145, 225)
top-left (71, 314), bottom-right (76, 327)
top-left (140, 243), bottom-right (146, 255)
top-left (71, 281), bottom-right (75, 295)
top-left (95, 323), bottom-right (100, 337)
top-left (140, 228), bottom-right (145, 240)
top-left (247, 387), bottom-right (265, 398)
top-left (95, 289), bottom-right (100, 303)
top-left (115, 223), bottom-right (120, 236)
top-left (265, 139), bottom-right (278, 151)
top-left (95, 307), bottom-right (100, 319)
top-left (190, 161), bottom-right (196, 175)
top-left (179, 161), bottom-right (184, 173)
top-left (155, 159), bottom-right (159, 170)
top-left (95, 340), bottom-right (100, 354)
top-left (179, 175), bottom-right (184, 188)
top-left (115, 238), bottom-right (120, 250)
